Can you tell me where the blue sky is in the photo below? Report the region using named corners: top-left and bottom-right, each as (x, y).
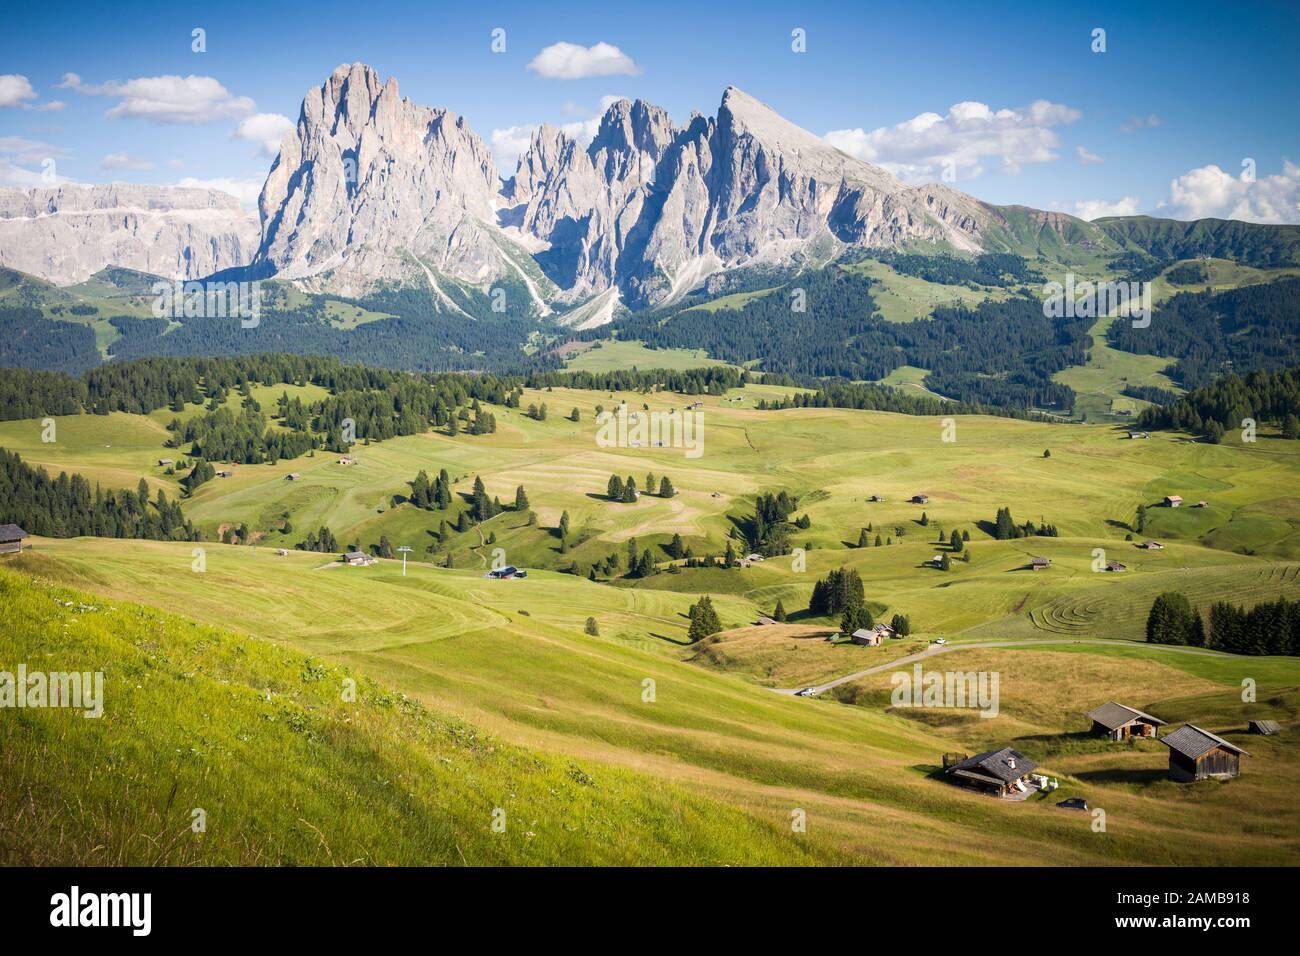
top-left (2, 0), bottom-right (1297, 221)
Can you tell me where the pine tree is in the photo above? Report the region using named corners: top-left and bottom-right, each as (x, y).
top-left (774, 599), bottom-right (787, 623)
top-left (607, 474), bottom-right (624, 500)
top-left (659, 476), bottom-right (675, 497)
top-left (688, 596), bottom-right (722, 642)
top-left (515, 485), bottom-right (529, 510)
top-left (950, 529), bottom-right (963, 552)
top-left (858, 528), bottom-right (869, 548)
top-left (558, 510), bottom-right (570, 539)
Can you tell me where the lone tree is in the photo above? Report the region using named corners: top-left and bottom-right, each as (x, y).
top-left (857, 528), bottom-right (869, 548)
top-left (584, 617), bottom-right (599, 636)
top-left (514, 485), bottom-right (529, 510)
top-left (659, 476), bottom-right (675, 497)
top-left (774, 599), bottom-right (787, 623)
top-left (920, 511), bottom-right (929, 527)
top-left (558, 510), bottom-right (570, 539)
top-left (688, 595), bottom-right (722, 642)
top-left (1043, 448), bottom-right (1051, 458)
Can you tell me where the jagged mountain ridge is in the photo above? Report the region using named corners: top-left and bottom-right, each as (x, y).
top-left (252, 64), bottom-right (1114, 316)
top-left (0, 184), bottom-right (258, 287)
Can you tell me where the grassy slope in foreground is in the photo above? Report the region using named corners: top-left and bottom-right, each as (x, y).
top-left (14, 539), bottom-right (1300, 865)
top-left (0, 566), bottom-right (835, 866)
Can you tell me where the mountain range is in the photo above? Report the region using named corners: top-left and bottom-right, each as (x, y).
top-left (2, 62), bottom-right (1298, 330)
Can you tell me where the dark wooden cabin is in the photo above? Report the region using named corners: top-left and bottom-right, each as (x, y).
top-left (1160, 725), bottom-right (1249, 782)
top-left (0, 524), bottom-right (29, 556)
top-left (1085, 701), bottom-right (1166, 741)
top-left (943, 747), bottom-right (1038, 797)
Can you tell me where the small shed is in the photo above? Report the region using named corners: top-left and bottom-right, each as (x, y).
top-left (0, 524), bottom-right (29, 556)
top-left (344, 551), bottom-right (374, 567)
top-left (851, 628), bottom-right (883, 646)
top-left (157, 458), bottom-right (173, 466)
top-left (1164, 495), bottom-right (1183, 507)
top-left (911, 494), bottom-right (930, 504)
top-left (1139, 540), bottom-right (1164, 550)
top-left (1086, 701), bottom-right (1166, 741)
top-left (1127, 431), bottom-right (1149, 439)
top-left (755, 616), bottom-right (777, 626)
top-left (1194, 500), bottom-right (1209, 508)
top-left (1030, 556), bottom-right (1051, 571)
top-left (944, 747), bottom-right (1039, 798)
top-left (1160, 724), bottom-right (1249, 782)
top-left (873, 623), bottom-right (897, 640)
top-left (1248, 720), bottom-right (1280, 736)
top-left (285, 473), bottom-right (302, 481)
top-left (869, 495), bottom-right (885, 502)
top-left (1106, 560), bottom-right (1127, 572)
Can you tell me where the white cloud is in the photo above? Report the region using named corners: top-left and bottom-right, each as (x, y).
top-left (491, 125), bottom-right (538, 172)
top-left (1166, 160), bottom-right (1300, 223)
top-left (235, 112), bottom-right (294, 157)
top-left (1120, 113), bottom-right (1161, 134)
top-left (38, 100), bottom-right (66, 112)
top-left (1076, 145), bottom-right (1103, 164)
top-left (60, 72), bottom-right (255, 124)
top-left (0, 135), bottom-right (67, 166)
top-left (491, 95), bottom-right (628, 171)
top-left (0, 74), bottom-right (38, 108)
top-left (1074, 196), bottom-right (1140, 220)
top-left (526, 42), bottom-right (641, 80)
top-left (175, 176), bottom-right (262, 211)
top-left (0, 137), bottom-right (73, 186)
top-left (825, 99), bottom-right (1081, 183)
top-left (99, 152), bottom-right (154, 171)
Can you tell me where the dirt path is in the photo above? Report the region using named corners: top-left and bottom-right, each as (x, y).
top-left (775, 637), bottom-right (1242, 696)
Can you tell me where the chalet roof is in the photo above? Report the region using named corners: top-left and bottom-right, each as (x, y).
top-left (851, 628), bottom-right (876, 640)
top-left (1160, 724), bottom-right (1250, 760)
top-left (1031, 556), bottom-right (1051, 566)
top-left (344, 551), bottom-right (367, 560)
top-left (1086, 701), bottom-right (1166, 730)
top-left (1249, 720), bottom-right (1280, 735)
top-left (0, 524), bottom-right (29, 541)
top-left (947, 747), bottom-right (1037, 783)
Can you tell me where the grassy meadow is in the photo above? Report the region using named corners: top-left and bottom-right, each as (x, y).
top-left (4, 379), bottom-right (1300, 864)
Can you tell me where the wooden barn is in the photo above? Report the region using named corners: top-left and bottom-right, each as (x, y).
top-left (1248, 720), bottom-right (1280, 736)
top-left (943, 747), bottom-right (1039, 798)
top-left (1160, 725), bottom-right (1249, 782)
top-left (0, 524), bottom-right (29, 556)
top-left (1085, 701), bottom-right (1166, 741)
top-left (850, 628), bottom-right (883, 646)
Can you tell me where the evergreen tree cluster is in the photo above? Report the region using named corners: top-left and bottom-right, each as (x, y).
top-left (0, 448), bottom-right (197, 540)
top-left (991, 507), bottom-right (1058, 540)
top-left (808, 567), bottom-right (865, 616)
top-left (1136, 365), bottom-right (1300, 440)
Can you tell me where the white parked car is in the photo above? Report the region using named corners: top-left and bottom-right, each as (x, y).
top-left (794, 687), bottom-right (817, 697)
top-left (933, 637), bottom-right (947, 645)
